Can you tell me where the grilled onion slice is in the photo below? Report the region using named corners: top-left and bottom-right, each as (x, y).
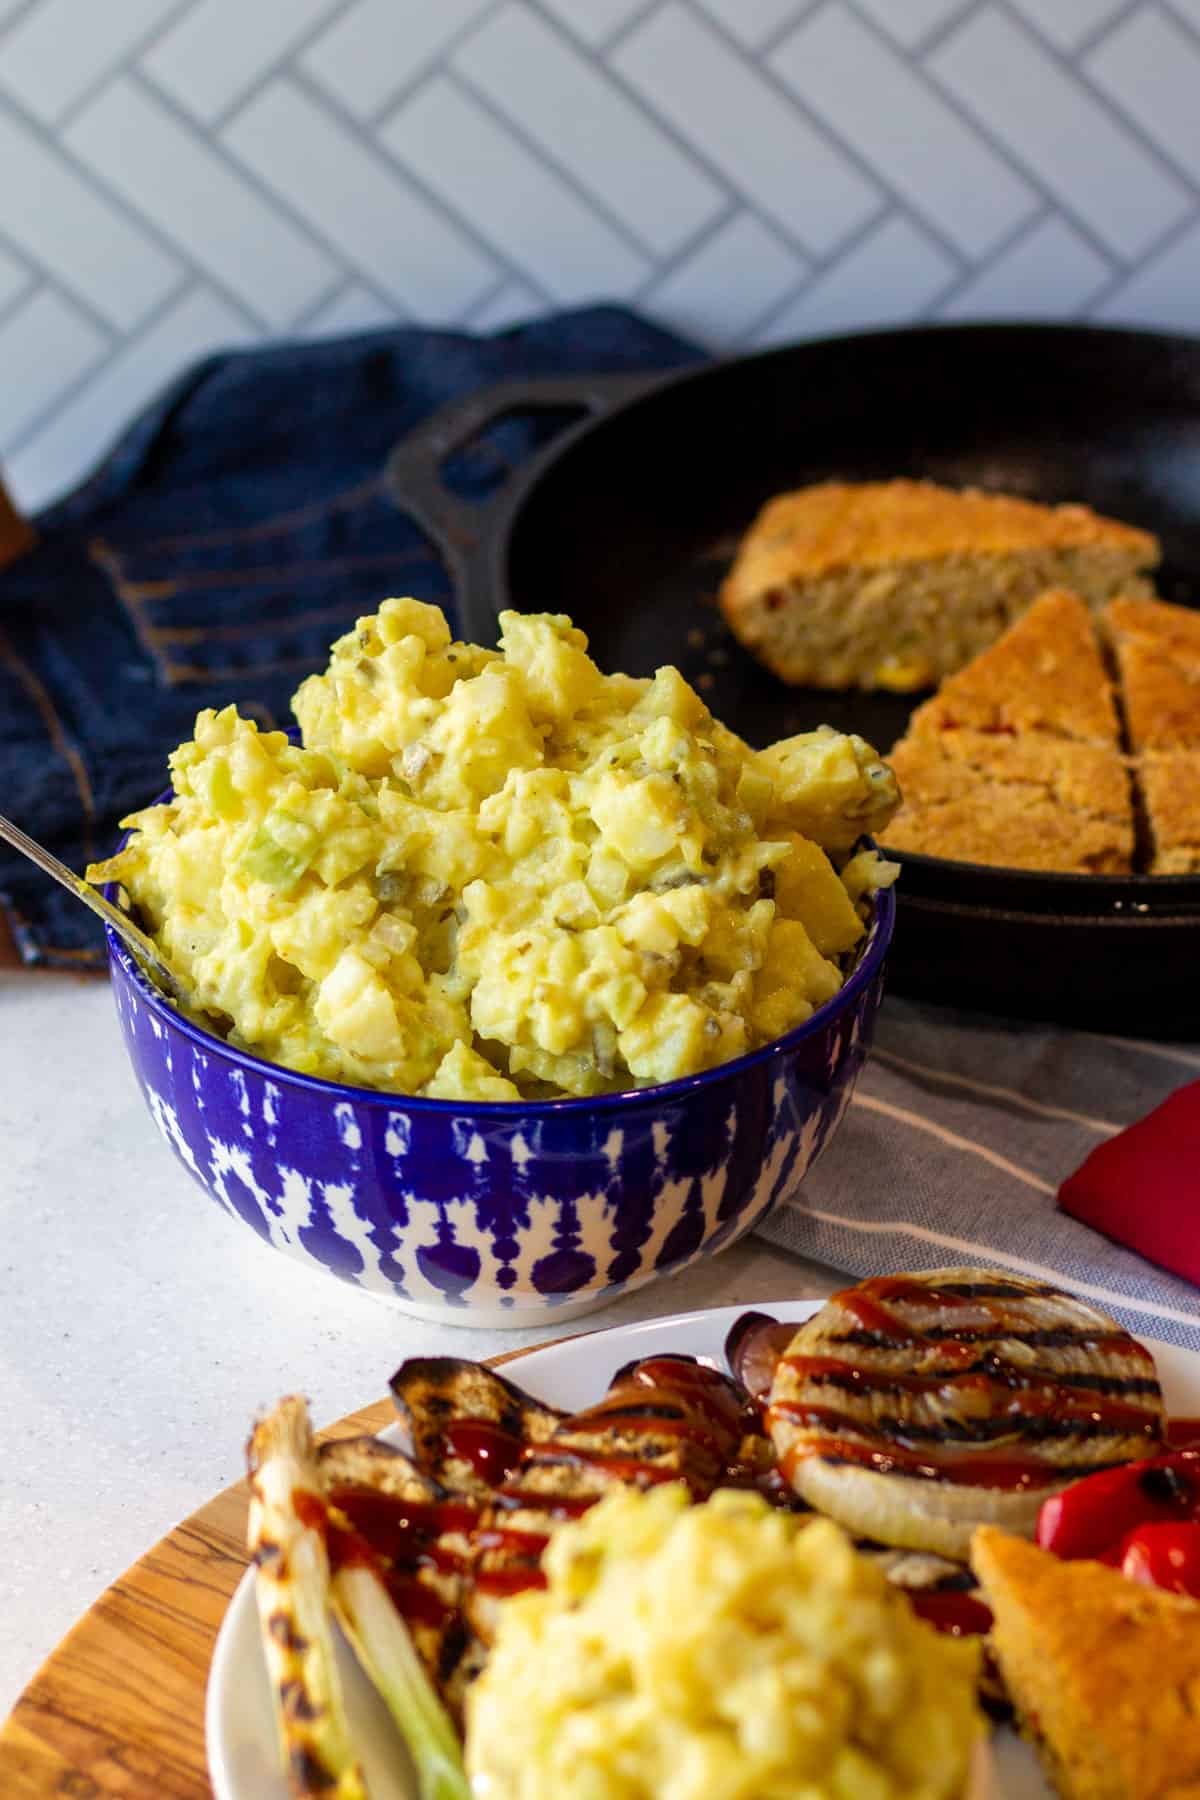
top-left (767, 1268), bottom-right (1165, 1560)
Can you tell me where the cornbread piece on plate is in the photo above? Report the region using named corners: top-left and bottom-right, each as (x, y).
top-left (1105, 597), bottom-right (1200, 873)
top-left (718, 479), bottom-right (1158, 692)
top-left (882, 591), bottom-right (1135, 873)
top-left (971, 1525), bottom-right (1200, 1799)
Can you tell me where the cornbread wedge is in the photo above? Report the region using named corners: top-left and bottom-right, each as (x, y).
top-left (719, 480), bottom-right (1158, 691)
top-left (883, 591), bottom-right (1136, 873)
top-left (971, 1526), bottom-right (1200, 1798)
top-left (1104, 596), bottom-right (1200, 873)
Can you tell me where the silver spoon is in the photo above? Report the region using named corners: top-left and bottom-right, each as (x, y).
top-left (0, 810), bottom-right (189, 1005)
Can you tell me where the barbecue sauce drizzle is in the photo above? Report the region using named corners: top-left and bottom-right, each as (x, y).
top-left (767, 1277), bottom-right (1162, 1493)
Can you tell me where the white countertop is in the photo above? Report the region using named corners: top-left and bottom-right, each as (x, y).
top-left (0, 964), bottom-right (839, 1717)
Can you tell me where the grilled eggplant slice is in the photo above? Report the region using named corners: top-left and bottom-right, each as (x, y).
top-left (390, 1357), bottom-right (565, 1498)
top-left (246, 1398), bottom-right (367, 1800)
top-left (466, 1354), bottom-right (753, 1643)
top-left (767, 1268), bottom-right (1165, 1559)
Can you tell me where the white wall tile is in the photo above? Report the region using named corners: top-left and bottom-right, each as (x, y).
top-left (931, 7), bottom-right (1192, 259)
top-left (0, 289), bottom-right (106, 451)
top-left (469, 278), bottom-right (544, 332)
top-left (752, 215), bottom-right (956, 343)
top-left (1094, 217), bottom-right (1200, 332)
top-left (1086, 9), bottom-right (1200, 184)
top-left (5, 287), bottom-right (253, 511)
top-left (453, 5), bottom-right (725, 256)
top-left (938, 216), bottom-right (1111, 318)
top-left (0, 240), bottom-right (30, 314)
top-left (1167, 0), bottom-right (1200, 31)
top-left (644, 213), bottom-right (806, 342)
top-left (143, 0), bottom-right (347, 125)
top-left (381, 75), bottom-right (649, 303)
top-left (0, 104), bottom-right (180, 329)
top-left (536, 0), bottom-right (648, 46)
top-left (851, 0), bottom-right (970, 49)
top-left (614, 2), bottom-right (881, 253)
top-left (693, 0), bottom-right (808, 50)
top-left (0, 0), bottom-right (179, 123)
top-left (1005, 0), bottom-right (1131, 52)
top-left (300, 281), bottom-right (403, 338)
top-left (773, 5), bottom-right (1037, 256)
top-left (2, 0), bottom-right (1200, 514)
top-left (223, 80), bottom-right (497, 315)
top-left (66, 78), bottom-right (338, 330)
top-left (302, 0), bottom-right (494, 120)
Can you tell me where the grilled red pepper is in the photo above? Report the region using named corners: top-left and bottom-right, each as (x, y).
top-left (1036, 1449), bottom-right (1200, 1561)
top-left (1119, 1521), bottom-right (1200, 1596)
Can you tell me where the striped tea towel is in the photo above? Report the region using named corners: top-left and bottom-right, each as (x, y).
top-left (759, 996), bottom-right (1200, 1352)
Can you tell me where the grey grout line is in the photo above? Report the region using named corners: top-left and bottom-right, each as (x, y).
top-left (362, 0), bottom-right (510, 132)
top-left (1072, 0), bottom-right (1147, 59)
top-left (1162, 0), bottom-right (1200, 53)
top-left (1082, 198), bottom-right (1200, 314)
top-left (909, 0), bottom-right (985, 58)
top-left (597, 0), bottom-right (664, 54)
top-left (0, 0), bottom-right (42, 43)
top-left (1, 274), bottom-right (198, 463)
top-left (923, 202), bottom-right (1059, 313)
top-left (458, 273), bottom-right (527, 329)
top-left (0, 268), bottom-right (39, 337)
top-left (281, 60), bottom-right (555, 316)
top-left (202, 0), bottom-right (370, 135)
top-left (757, 0), bottom-right (828, 57)
top-left (47, 0), bottom-right (199, 135)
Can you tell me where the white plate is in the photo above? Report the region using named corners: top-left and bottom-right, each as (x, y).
top-left (206, 1300), bottom-right (1200, 1800)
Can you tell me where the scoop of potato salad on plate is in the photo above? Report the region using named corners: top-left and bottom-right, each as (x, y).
top-left (91, 600), bottom-right (898, 1100)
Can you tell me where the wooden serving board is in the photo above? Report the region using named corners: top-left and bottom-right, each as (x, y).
top-left (0, 1347), bottom-right (535, 1799)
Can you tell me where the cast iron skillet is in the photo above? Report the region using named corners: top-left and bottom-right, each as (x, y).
top-left (386, 323), bottom-right (1200, 1037)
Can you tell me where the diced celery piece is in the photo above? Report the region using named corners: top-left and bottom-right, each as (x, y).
top-left (205, 756), bottom-right (242, 821)
top-left (240, 812), bottom-right (318, 892)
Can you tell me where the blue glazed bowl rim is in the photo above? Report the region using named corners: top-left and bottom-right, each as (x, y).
top-left (104, 814), bottom-right (894, 1116)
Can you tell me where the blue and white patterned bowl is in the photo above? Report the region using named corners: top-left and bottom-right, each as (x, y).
top-left (104, 884), bottom-right (892, 1329)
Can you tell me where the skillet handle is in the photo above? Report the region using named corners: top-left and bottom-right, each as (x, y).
top-left (384, 371), bottom-right (656, 642)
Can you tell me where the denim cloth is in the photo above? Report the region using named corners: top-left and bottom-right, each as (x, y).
top-left (0, 307), bottom-right (701, 968)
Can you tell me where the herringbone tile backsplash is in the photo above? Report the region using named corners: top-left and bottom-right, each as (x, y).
top-left (3, 0), bottom-right (1199, 509)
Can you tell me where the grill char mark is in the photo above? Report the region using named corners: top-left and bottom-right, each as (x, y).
top-left (798, 1364), bottom-right (1161, 1400)
top-left (784, 1400), bottom-right (1159, 1447)
top-left (829, 1326), bottom-right (1152, 1352)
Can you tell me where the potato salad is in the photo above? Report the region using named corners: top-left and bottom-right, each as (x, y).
top-left (91, 599), bottom-right (898, 1100)
top-left (465, 1486), bottom-right (983, 1800)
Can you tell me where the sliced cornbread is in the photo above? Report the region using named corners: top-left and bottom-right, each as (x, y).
top-left (885, 731), bottom-right (1134, 873)
top-left (719, 480), bottom-right (1159, 692)
top-left (1104, 597), bottom-right (1200, 873)
top-left (971, 1525), bottom-right (1200, 1799)
top-left (882, 591), bottom-right (1135, 873)
top-left (909, 587), bottom-right (1123, 745)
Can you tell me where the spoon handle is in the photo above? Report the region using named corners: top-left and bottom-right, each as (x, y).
top-left (0, 810), bottom-right (183, 999)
